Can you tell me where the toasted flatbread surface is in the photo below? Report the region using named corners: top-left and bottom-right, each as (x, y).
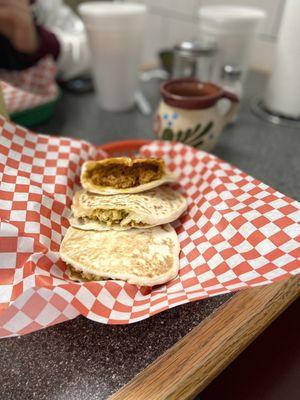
top-left (60, 225), bottom-right (180, 286)
top-left (70, 186), bottom-right (187, 231)
top-left (80, 157), bottom-right (175, 195)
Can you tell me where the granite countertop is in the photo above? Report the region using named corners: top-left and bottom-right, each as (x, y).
top-left (1, 72), bottom-right (300, 400)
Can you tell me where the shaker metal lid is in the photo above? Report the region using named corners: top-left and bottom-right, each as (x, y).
top-left (221, 64), bottom-right (242, 80)
top-left (174, 39), bottom-right (217, 56)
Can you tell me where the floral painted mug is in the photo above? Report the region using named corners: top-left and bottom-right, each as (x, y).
top-left (154, 78), bottom-right (239, 151)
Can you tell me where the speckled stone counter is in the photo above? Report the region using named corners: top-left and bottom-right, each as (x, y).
top-left (1, 72), bottom-right (299, 400)
top-left (0, 295), bottom-right (231, 400)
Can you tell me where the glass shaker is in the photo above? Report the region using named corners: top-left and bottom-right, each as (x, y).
top-left (218, 64), bottom-right (242, 122)
top-left (220, 64), bottom-right (243, 99)
top-left (172, 39), bottom-right (217, 81)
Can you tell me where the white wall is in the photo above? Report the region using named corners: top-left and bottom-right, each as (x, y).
top-left (126, 0), bottom-right (286, 72)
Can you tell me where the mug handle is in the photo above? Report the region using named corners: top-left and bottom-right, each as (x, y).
top-left (218, 90), bottom-right (239, 128)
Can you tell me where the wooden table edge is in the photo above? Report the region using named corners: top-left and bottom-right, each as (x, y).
top-left (109, 275), bottom-right (300, 400)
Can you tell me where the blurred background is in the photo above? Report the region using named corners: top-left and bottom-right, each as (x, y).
top-left (65, 0), bottom-right (285, 73)
top-left (61, 0), bottom-right (297, 127)
top-left (1, 0), bottom-right (298, 135)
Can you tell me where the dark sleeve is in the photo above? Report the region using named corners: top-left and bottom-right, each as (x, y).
top-left (31, 25), bottom-right (60, 61)
top-left (0, 26), bottom-right (60, 71)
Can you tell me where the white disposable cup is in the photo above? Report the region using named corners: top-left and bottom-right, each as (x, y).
top-left (78, 2), bottom-right (147, 112)
top-left (198, 6), bottom-right (265, 83)
top-left (263, 0), bottom-right (300, 118)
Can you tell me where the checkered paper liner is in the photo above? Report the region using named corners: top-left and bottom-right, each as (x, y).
top-left (0, 57), bottom-right (59, 114)
top-left (0, 118), bottom-right (300, 338)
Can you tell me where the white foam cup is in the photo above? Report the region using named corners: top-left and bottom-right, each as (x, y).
top-left (79, 2), bottom-right (147, 111)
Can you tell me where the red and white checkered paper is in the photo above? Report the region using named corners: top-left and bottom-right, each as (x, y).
top-left (0, 117), bottom-right (300, 338)
top-left (0, 57), bottom-right (59, 114)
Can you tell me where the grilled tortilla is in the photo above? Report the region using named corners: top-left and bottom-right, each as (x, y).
top-left (80, 157), bottom-right (175, 195)
top-left (60, 225), bottom-right (180, 286)
top-left (70, 186), bottom-right (187, 231)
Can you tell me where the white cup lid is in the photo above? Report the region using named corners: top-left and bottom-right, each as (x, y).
top-left (79, 2), bottom-right (147, 30)
top-left (199, 6), bottom-right (266, 33)
top-left (79, 2), bottom-right (147, 17)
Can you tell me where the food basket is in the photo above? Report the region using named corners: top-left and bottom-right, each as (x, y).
top-left (99, 139), bottom-right (151, 157)
top-left (0, 56), bottom-right (59, 127)
top-left (0, 116), bottom-right (299, 338)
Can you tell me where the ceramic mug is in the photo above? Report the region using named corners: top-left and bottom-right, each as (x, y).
top-left (154, 78), bottom-right (239, 151)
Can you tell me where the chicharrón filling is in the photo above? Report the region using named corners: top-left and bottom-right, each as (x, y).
top-left (87, 162), bottom-right (163, 189)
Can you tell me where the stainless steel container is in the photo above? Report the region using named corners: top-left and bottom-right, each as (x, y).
top-left (172, 39), bottom-right (217, 81)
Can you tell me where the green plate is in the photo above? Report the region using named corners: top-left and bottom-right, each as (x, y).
top-left (10, 92), bottom-right (60, 127)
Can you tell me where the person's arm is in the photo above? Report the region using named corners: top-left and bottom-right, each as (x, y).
top-left (0, 0), bottom-right (60, 70)
top-left (34, 0), bottom-right (90, 80)
top-left (0, 0), bottom-right (38, 54)
top-left (0, 0), bottom-right (41, 69)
